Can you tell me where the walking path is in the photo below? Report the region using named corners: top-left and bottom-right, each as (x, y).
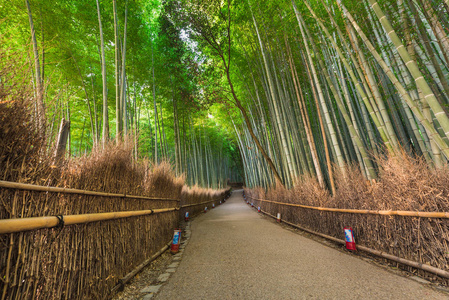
top-left (155, 190), bottom-right (446, 299)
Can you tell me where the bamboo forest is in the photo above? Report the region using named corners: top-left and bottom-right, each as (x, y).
top-left (1, 0), bottom-right (449, 298)
top-left (3, 0), bottom-right (449, 189)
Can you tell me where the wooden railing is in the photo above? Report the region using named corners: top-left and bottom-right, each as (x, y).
top-left (0, 208), bottom-right (178, 234)
top-left (0, 180), bottom-right (230, 299)
top-left (245, 193), bottom-right (449, 280)
top-left (0, 180), bottom-right (180, 202)
top-left (246, 195), bottom-right (449, 218)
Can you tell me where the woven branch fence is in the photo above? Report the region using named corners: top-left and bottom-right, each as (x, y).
top-left (179, 187), bottom-right (232, 221)
top-left (245, 190), bottom-right (449, 284)
top-left (0, 60), bottom-right (233, 300)
top-left (0, 181), bottom-right (230, 299)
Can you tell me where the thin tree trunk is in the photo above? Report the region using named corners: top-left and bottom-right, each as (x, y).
top-left (96, 0), bottom-right (109, 146)
top-left (54, 118), bottom-right (70, 164)
top-left (159, 103), bottom-right (168, 158)
top-left (120, 3), bottom-right (128, 139)
top-left (113, 0), bottom-right (121, 142)
top-left (151, 37), bottom-right (158, 163)
top-left (73, 55), bottom-right (95, 147)
top-left (90, 69), bottom-right (99, 145)
top-left (26, 0), bottom-right (45, 136)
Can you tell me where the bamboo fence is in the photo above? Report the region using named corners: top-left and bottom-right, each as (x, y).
top-left (246, 195), bottom-right (449, 218)
top-left (111, 241), bottom-right (172, 294)
top-left (245, 191), bottom-right (449, 283)
top-left (0, 180), bottom-right (231, 300)
top-left (181, 199), bottom-right (224, 208)
top-left (179, 188), bottom-right (232, 220)
top-left (0, 180), bottom-right (180, 202)
top-left (0, 208), bottom-right (179, 234)
top-left (258, 208), bottom-right (449, 279)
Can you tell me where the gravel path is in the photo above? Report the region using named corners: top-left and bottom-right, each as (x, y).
top-left (155, 190), bottom-right (446, 300)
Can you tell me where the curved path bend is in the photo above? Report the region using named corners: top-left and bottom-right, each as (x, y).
top-left (156, 191), bottom-right (445, 300)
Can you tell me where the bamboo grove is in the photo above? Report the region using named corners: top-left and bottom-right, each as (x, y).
top-left (174, 0), bottom-right (449, 190)
top-left (0, 0), bottom-right (242, 189)
top-left (2, 0), bottom-right (449, 191)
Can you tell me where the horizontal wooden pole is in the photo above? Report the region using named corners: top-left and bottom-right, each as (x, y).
top-left (181, 199), bottom-right (222, 208)
top-left (258, 208), bottom-right (449, 279)
top-left (0, 180), bottom-right (180, 202)
top-left (111, 241), bottom-right (171, 294)
top-left (0, 208), bottom-right (178, 234)
top-left (247, 195), bottom-right (449, 219)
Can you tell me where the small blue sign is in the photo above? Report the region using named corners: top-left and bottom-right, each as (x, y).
top-left (172, 231), bottom-right (180, 245)
top-left (344, 229), bottom-right (353, 243)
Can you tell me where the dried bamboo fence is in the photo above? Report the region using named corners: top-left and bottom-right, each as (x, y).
top-left (0, 62), bottom-right (234, 299)
top-left (245, 192), bottom-right (449, 283)
top-left (257, 208), bottom-right (449, 279)
top-left (179, 187), bottom-right (232, 220)
top-left (0, 180), bottom-right (180, 202)
top-left (246, 195), bottom-right (449, 219)
top-left (0, 180), bottom-right (231, 299)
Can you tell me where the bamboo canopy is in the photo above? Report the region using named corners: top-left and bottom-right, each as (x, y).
top-left (247, 195), bottom-right (449, 219)
top-left (0, 208), bottom-right (178, 234)
top-left (0, 180), bottom-right (180, 201)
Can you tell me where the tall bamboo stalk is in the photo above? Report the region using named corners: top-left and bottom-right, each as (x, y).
top-left (368, 0), bottom-right (449, 141)
top-left (96, 0), bottom-right (109, 146)
top-left (337, 0), bottom-right (449, 160)
top-left (25, 0), bottom-right (45, 136)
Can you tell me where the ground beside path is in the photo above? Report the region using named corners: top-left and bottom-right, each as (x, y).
top-left (155, 190), bottom-right (446, 300)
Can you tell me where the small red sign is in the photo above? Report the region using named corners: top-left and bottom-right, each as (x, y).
top-left (170, 229), bottom-right (181, 254)
top-left (344, 227), bottom-right (356, 251)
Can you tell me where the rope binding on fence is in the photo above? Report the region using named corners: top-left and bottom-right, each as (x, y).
top-left (55, 215), bottom-right (64, 228)
top-left (0, 208), bottom-right (183, 234)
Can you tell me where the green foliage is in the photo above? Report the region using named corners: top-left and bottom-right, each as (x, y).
top-left (0, 0), bottom-right (243, 187)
